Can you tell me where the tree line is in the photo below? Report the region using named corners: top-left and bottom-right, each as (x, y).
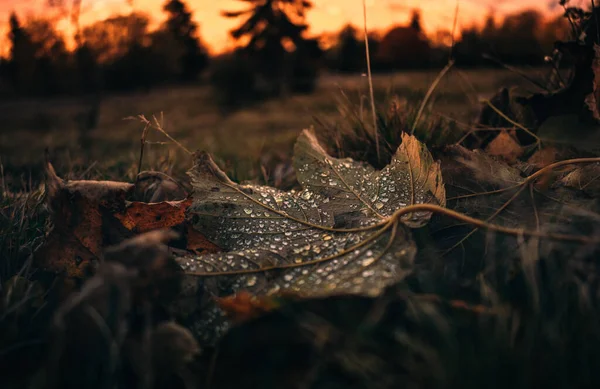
top-left (0, 0), bottom-right (571, 103)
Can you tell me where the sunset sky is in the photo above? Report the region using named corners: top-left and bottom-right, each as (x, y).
top-left (0, 0), bottom-right (583, 53)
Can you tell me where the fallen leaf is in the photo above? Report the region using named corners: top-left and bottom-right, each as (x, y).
top-left (114, 199), bottom-right (193, 232)
top-left (559, 162), bottom-right (600, 197)
top-left (34, 162), bottom-right (134, 277)
top-left (133, 171), bottom-right (189, 202)
top-left (527, 147), bottom-right (560, 169)
top-left (174, 128), bottom-right (445, 344)
top-left (216, 291), bottom-right (281, 324)
top-left (35, 165), bottom-right (217, 278)
top-left (419, 145), bottom-right (600, 304)
top-left (485, 130), bottom-right (524, 163)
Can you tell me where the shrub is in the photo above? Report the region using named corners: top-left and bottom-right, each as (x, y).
top-left (208, 53), bottom-right (260, 113)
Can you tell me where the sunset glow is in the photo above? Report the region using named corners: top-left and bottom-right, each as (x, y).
top-left (0, 0), bottom-right (578, 54)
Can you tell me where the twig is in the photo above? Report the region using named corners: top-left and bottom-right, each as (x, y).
top-left (392, 203), bottom-right (598, 244)
top-left (482, 53), bottom-right (550, 92)
top-left (481, 98), bottom-right (541, 148)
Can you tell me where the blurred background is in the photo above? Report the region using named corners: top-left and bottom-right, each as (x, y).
top-left (0, 0), bottom-right (576, 187)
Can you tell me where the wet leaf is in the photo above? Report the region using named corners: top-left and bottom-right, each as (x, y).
top-left (175, 129), bottom-right (444, 344)
top-left (294, 129), bottom-right (445, 228)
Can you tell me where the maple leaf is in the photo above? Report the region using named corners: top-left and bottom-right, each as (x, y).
top-left (420, 145), bottom-right (600, 304)
top-left (173, 128), bottom-right (445, 344)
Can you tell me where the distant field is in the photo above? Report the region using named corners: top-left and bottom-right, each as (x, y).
top-left (0, 67), bottom-right (549, 188)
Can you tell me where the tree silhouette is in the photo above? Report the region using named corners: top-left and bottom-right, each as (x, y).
top-left (377, 24), bottom-right (431, 69)
top-left (332, 24), bottom-right (363, 73)
top-left (222, 0), bottom-right (315, 95)
top-left (162, 0), bottom-right (209, 81)
top-left (26, 18), bottom-right (72, 95)
top-left (7, 12), bottom-right (36, 95)
top-left (409, 9), bottom-right (422, 32)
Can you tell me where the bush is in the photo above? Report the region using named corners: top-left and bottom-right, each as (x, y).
top-left (208, 53), bottom-right (260, 113)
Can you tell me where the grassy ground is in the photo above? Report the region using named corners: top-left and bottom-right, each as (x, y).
top-left (0, 67), bottom-right (545, 189)
top-left (1, 65), bottom-right (600, 389)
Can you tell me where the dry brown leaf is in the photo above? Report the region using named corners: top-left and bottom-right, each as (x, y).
top-left (216, 291), bottom-right (281, 324)
top-left (35, 164), bottom-right (218, 278)
top-left (114, 198), bottom-right (221, 254)
top-left (115, 198), bottom-right (193, 232)
top-left (559, 162), bottom-right (600, 197)
top-left (35, 163), bottom-right (134, 277)
top-left (485, 130), bottom-right (524, 163)
top-left (133, 171), bottom-right (189, 202)
top-left (527, 147), bottom-right (560, 169)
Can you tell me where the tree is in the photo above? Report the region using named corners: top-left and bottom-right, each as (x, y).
top-left (333, 24), bottom-right (363, 73)
top-left (222, 0), bottom-right (317, 95)
top-left (7, 12), bottom-right (36, 95)
top-left (496, 9), bottom-right (545, 65)
top-left (80, 13), bottom-right (156, 91)
top-left (25, 18), bottom-right (72, 95)
top-left (162, 0), bottom-right (209, 81)
top-left (376, 25), bottom-right (431, 69)
top-left (81, 13), bottom-right (150, 64)
top-left (409, 9), bottom-right (422, 32)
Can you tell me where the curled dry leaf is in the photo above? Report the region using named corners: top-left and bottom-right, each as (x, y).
top-left (114, 198), bottom-right (194, 232)
top-left (484, 130), bottom-right (524, 164)
top-left (35, 164), bottom-right (218, 278)
top-left (559, 162), bottom-right (600, 197)
top-left (133, 171), bottom-right (189, 202)
top-left (174, 128), bottom-right (445, 344)
top-left (34, 162), bottom-right (135, 277)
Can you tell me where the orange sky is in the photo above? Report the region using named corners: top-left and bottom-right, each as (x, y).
top-left (0, 0), bottom-right (577, 54)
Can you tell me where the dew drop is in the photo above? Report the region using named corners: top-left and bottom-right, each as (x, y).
top-left (362, 257), bottom-right (376, 267)
top-left (244, 208), bottom-right (253, 215)
top-left (246, 276), bottom-right (257, 286)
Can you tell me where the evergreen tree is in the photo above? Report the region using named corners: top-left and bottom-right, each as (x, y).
top-left (335, 24), bottom-right (362, 72)
top-left (222, 0), bottom-right (315, 95)
top-left (163, 0), bottom-right (209, 81)
top-left (7, 12), bottom-right (36, 95)
top-left (409, 9), bottom-right (422, 33)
